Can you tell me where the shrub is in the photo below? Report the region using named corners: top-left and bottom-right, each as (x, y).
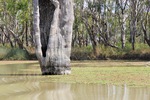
top-left (0, 47), bottom-right (30, 60)
top-left (71, 46), bottom-right (94, 60)
top-left (0, 47), bottom-right (10, 60)
top-left (71, 43), bottom-right (150, 60)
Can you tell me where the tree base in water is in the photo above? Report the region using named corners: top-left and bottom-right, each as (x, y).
top-left (41, 67), bottom-right (71, 75)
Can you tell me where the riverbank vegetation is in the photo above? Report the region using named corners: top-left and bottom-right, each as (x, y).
top-left (71, 43), bottom-right (150, 60)
top-left (0, 46), bottom-right (29, 60)
top-left (0, 43), bottom-right (150, 60)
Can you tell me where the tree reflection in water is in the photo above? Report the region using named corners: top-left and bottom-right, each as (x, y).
top-left (0, 78), bottom-right (149, 100)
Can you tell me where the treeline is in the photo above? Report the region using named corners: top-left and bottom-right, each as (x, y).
top-left (0, 0), bottom-right (149, 60)
top-left (73, 0), bottom-right (150, 54)
top-left (0, 0), bottom-right (33, 49)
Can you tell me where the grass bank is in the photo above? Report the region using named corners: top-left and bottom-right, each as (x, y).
top-left (43, 61), bottom-right (150, 87)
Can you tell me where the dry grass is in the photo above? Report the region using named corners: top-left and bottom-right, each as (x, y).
top-left (0, 61), bottom-right (38, 65)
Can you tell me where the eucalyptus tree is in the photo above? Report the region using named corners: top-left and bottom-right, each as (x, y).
top-left (73, 0), bottom-right (88, 47)
top-left (116, 0), bottom-right (128, 49)
top-left (128, 0), bottom-right (149, 50)
top-left (0, 0), bottom-right (32, 48)
top-left (82, 0), bottom-right (118, 53)
top-left (0, 0), bottom-right (16, 47)
top-left (129, 0), bottom-right (140, 50)
top-left (141, 0), bottom-right (150, 46)
top-left (33, 0), bottom-right (74, 75)
top-left (81, 0), bottom-right (101, 55)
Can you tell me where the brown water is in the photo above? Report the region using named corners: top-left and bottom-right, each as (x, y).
top-left (0, 61), bottom-right (150, 100)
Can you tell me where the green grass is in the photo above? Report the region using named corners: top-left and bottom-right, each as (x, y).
top-left (41, 61), bottom-right (150, 87)
top-left (45, 67), bottom-right (150, 86)
top-left (0, 60), bottom-right (150, 87)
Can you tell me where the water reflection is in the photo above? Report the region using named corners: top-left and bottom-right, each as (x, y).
top-left (0, 79), bottom-right (150, 100)
top-left (0, 62), bottom-right (149, 100)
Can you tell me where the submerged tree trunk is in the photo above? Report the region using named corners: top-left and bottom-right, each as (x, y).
top-left (33, 0), bottom-right (74, 75)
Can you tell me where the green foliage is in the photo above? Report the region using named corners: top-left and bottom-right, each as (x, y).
top-left (0, 0), bottom-right (32, 29)
top-left (0, 47), bottom-right (29, 60)
top-left (73, 0), bottom-right (150, 52)
top-left (98, 45), bottom-right (117, 58)
top-left (71, 43), bottom-right (150, 60)
top-left (71, 46), bottom-right (93, 60)
top-left (0, 47), bottom-right (10, 59)
top-left (16, 0), bottom-right (32, 22)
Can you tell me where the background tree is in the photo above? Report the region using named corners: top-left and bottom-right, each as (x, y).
top-left (141, 0), bottom-right (150, 46)
top-left (73, 0), bottom-right (150, 51)
top-left (116, 0), bottom-right (128, 49)
top-left (0, 0), bottom-right (32, 49)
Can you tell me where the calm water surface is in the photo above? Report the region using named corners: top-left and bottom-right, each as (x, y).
top-left (0, 61), bottom-right (149, 100)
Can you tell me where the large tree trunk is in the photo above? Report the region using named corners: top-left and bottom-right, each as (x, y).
top-left (33, 0), bottom-right (74, 75)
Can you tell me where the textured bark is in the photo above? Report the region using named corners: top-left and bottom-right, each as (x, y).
top-left (33, 0), bottom-right (74, 75)
top-left (116, 0), bottom-right (128, 49)
top-left (142, 23), bottom-right (150, 47)
top-left (130, 0), bottom-right (137, 50)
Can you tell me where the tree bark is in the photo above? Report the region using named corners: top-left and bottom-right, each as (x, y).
top-left (116, 0), bottom-right (128, 49)
top-left (142, 23), bottom-right (150, 47)
top-left (130, 0), bottom-right (137, 50)
top-left (33, 0), bottom-right (74, 75)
